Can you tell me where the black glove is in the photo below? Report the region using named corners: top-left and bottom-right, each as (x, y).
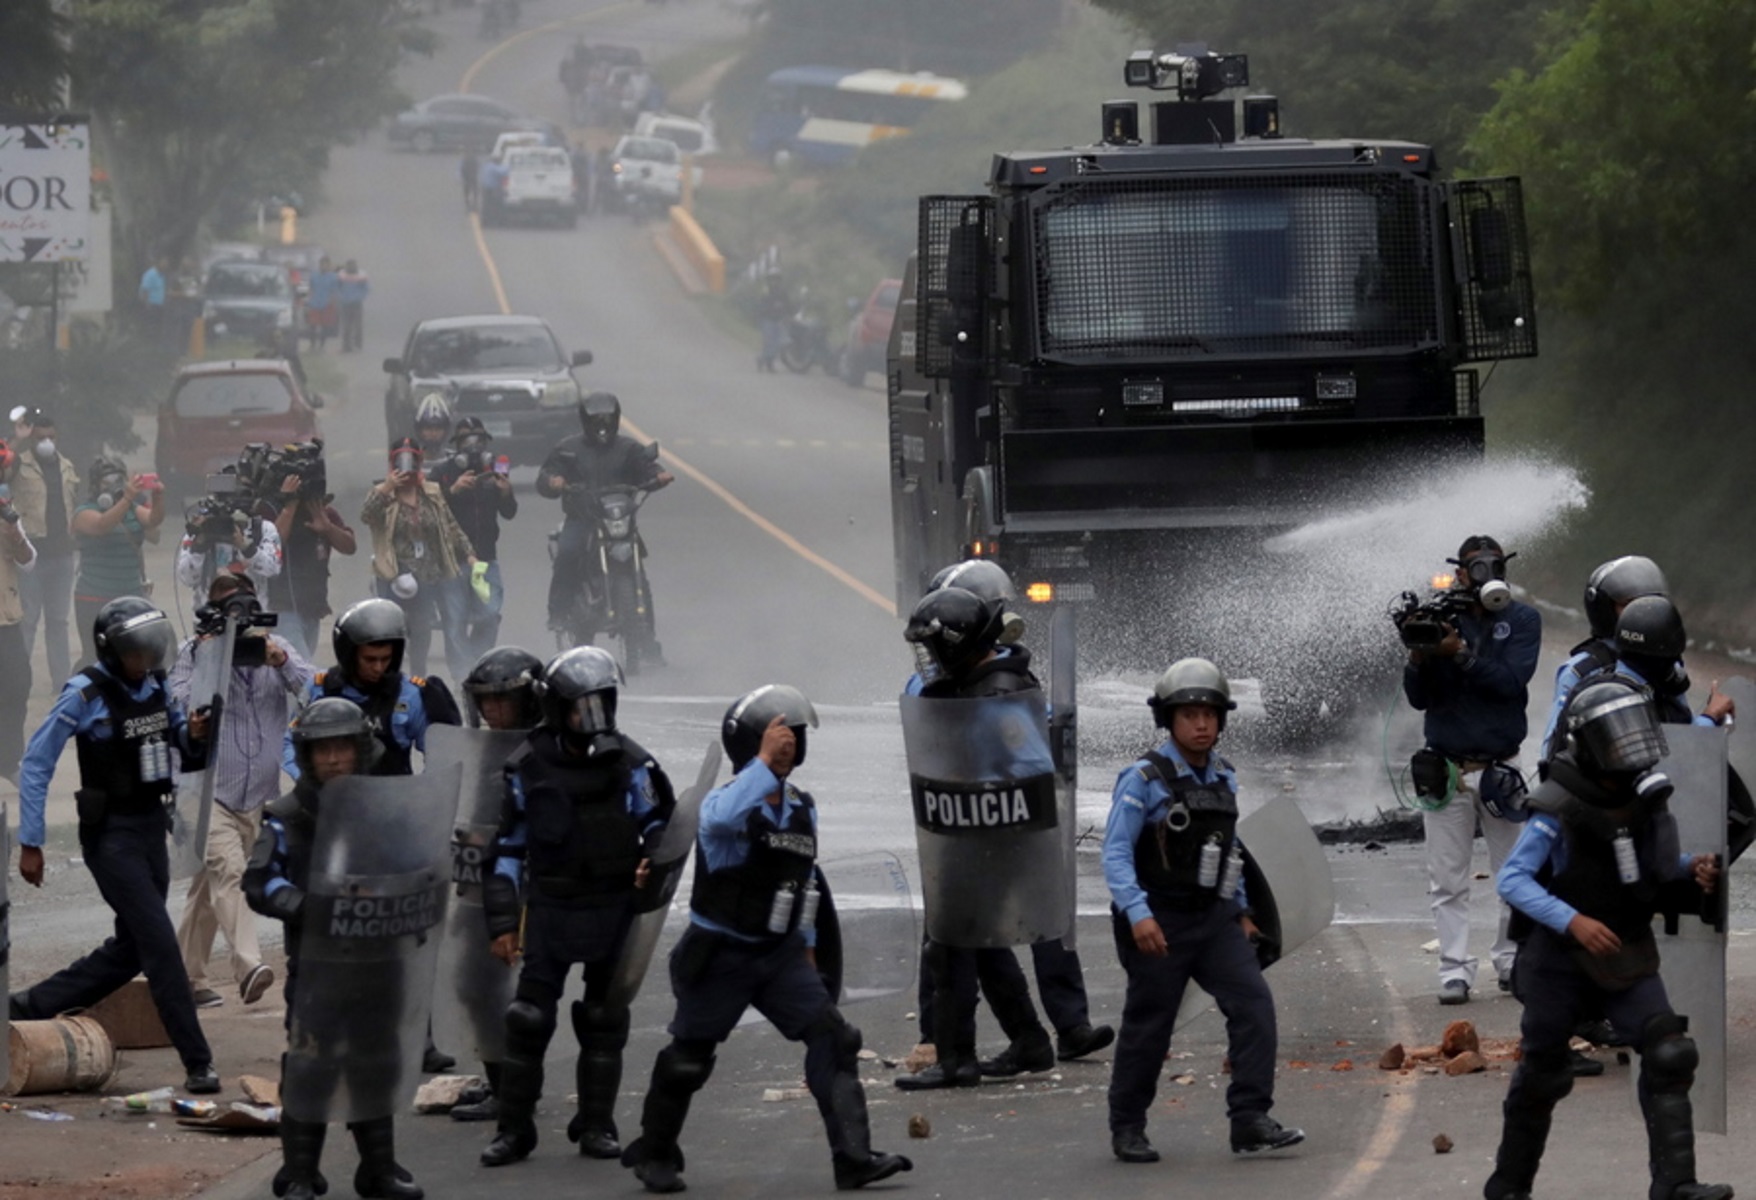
top-left (483, 872), bottom-right (521, 939)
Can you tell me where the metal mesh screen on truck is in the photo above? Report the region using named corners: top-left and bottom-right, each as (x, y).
top-left (917, 195), bottom-right (993, 376)
top-left (1029, 172), bottom-right (1440, 362)
top-left (1447, 177), bottom-right (1538, 361)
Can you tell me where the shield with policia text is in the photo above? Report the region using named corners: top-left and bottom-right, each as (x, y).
top-left (901, 688), bottom-right (1072, 948)
top-left (1640, 723), bottom-right (1728, 1134)
top-left (169, 618), bottom-right (238, 879)
top-left (283, 765), bottom-right (459, 1124)
top-left (426, 725), bottom-right (527, 1069)
top-left (603, 742), bottom-right (718, 1011)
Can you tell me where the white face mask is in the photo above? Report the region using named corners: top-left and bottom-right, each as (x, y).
top-left (33, 437), bottom-right (55, 459)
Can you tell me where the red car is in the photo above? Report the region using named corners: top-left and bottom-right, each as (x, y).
top-left (839, 277), bottom-right (902, 387)
top-left (155, 359), bottom-right (324, 498)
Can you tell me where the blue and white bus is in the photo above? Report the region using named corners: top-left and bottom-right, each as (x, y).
top-left (751, 67), bottom-right (968, 166)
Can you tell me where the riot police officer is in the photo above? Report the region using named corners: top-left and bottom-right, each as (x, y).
top-left (245, 697), bottom-right (423, 1200)
top-left (478, 647), bottom-right (674, 1167)
top-left (283, 597), bottom-right (460, 779)
top-left (1104, 659), bottom-right (1303, 1164)
top-left (1486, 678), bottom-right (1730, 1200)
top-left (894, 585), bottom-right (1079, 1090)
top-left (620, 686), bottom-right (911, 1194)
top-left (449, 645), bottom-right (546, 1125)
top-left (10, 597), bottom-right (219, 1094)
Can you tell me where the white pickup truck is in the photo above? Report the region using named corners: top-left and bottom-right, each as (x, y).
top-left (482, 145), bottom-right (579, 228)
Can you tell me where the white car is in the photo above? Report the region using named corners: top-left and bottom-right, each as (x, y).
top-left (610, 135), bottom-right (684, 206)
top-left (484, 145), bottom-right (579, 228)
top-left (632, 112), bottom-right (719, 158)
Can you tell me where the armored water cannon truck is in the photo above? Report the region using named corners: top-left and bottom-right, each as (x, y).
top-left (886, 46), bottom-right (1538, 717)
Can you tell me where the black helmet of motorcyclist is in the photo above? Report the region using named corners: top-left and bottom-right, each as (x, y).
top-left (904, 586), bottom-right (1004, 687)
top-left (451, 415), bottom-right (491, 447)
top-left (1147, 657), bottom-right (1237, 731)
top-left (537, 646), bottom-right (623, 747)
top-left (332, 597), bottom-right (408, 684)
top-left (414, 393), bottom-right (453, 456)
top-left (927, 558), bottom-right (1024, 645)
top-left (1583, 555), bottom-right (1669, 640)
top-left (462, 645), bottom-right (544, 730)
top-left (89, 455), bottom-right (128, 507)
top-left (721, 683), bottom-right (818, 773)
top-left (92, 596), bottom-right (176, 682)
top-left (289, 696), bottom-right (380, 781)
top-left (578, 391), bottom-right (621, 446)
top-left (1563, 677), bottom-right (1668, 787)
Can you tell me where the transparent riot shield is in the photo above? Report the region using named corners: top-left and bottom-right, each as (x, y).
top-left (1174, 797), bottom-right (1335, 1031)
top-left (1047, 606), bottom-right (1079, 952)
top-left (813, 852), bottom-right (916, 1006)
top-left (283, 765), bottom-right (459, 1125)
top-left (169, 620), bottom-right (236, 879)
top-left (603, 742), bottom-right (719, 1012)
top-left (1642, 724), bottom-right (1727, 1134)
top-left (425, 726), bottom-right (526, 1070)
top-left (1, 798), bottom-right (10, 1090)
top-left (1720, 676), bottom-right (1754, 863)
top-left (901, 689), bottom-right (1069, 948)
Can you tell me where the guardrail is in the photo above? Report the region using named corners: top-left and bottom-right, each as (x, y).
top-left (667, 205), bottom-right (725, 294)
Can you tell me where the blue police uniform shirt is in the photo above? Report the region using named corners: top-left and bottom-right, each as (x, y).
top-left (1539, 652), bottom-right (1717, 755)
top-left (1497, 812), bottom-right (1694, 937)
top-left (280, 672), bottom-right (433, 779)
top-left (18, 668), bottom-right (199, 847)
top-left (491, 757), bottom-right (666, 890)
top-left (690, 758), bottom-right (818, 946)
top-left (1102, 738), bottom-right (1247, 926)
top-left (1402, 599), bottom-right (1542, 760)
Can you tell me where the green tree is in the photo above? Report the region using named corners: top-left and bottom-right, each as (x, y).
top-left (0, 0), bottom-right (71, 116)
top-left (66, 0), bottom-right (433, 280)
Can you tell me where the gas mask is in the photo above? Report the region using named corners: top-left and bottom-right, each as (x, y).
top-left (94, 474), bottom-right (125, 509)
top-left (1453, 551), bottom-right (1514, 613)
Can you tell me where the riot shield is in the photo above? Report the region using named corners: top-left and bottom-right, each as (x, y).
top-left (901, 689), bottom-right (1069, 948)
top-left (1047, 606), bottom-right (1079, 952)
top-left (1, 799), bottom-right (10, 1092)
top-left (814, 852), bottom-right (916, 1005)
top-left (169, 621), bottom-right (236, 880)
top-left (1642, 724), bottom-right (1727, 1134)
top-left (602, 742), bottom-right (719, 1012)
top-left (425, 726), bottom-right (526, 1070)
top-left (1174, 796), bottom-right (1335, 1031)
top-left (283, 766), bottom-right (459, 1125)
top-left (1720, 675), bottom-right (1755, 863)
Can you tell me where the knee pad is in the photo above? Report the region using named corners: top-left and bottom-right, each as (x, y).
top-left (1517, 1048), bottom-right (1575, 1106)
top-left (655, 1040), bottom-right (716, 1095)
top-left (505, 997), bottom-right (556, 1044)
top-left (572, 1000), bottom-right (631, 1047)
top-left (1640, 1015), bottom-right (1697, 1093)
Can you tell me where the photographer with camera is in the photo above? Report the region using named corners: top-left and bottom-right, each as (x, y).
top-left (169, 573), bottom-right (312, 1008)
top-left (71, 456), bottom-right (167, 669)
top-left (1399, 534), bottom-right (1541, 1006)
top-left (267, 442), bottom-right (356, 660)
top-left (430, 417), bottom-right (516, 680)
top-left (0, 436), bottom-right (39, 780)
top-left (175, 483), bottom-right (283, 615)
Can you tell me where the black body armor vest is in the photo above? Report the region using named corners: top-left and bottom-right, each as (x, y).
top-left (508, 733), bottom-right (644, 904)
top-left (1525, 767), bottom-right (1678, 943)
top-left (690, 786), bottom-right (818, 938)
top-left (321, 671), bottom-right (411, 776)
top-left (75, 668), bottom-right (175, 817)
top-left (1132, 752), bottom-right (1239, 899)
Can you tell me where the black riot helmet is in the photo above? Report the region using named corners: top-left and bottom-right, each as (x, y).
top-left (332, 597), bottom-right (408, 681)
top-left (927, 558), bottom-right (1024, 645)
top-left (1563, 677), bottom-right (1668, 781)
top-left (1583, 555), bottom-right (1669, 640)
top-left (578, 391), bottom-right (621, 446)
top-left (1147, 657), bottom-right (1238, 731)
top-left (288, 696), bottom-right (378, 778)
top-left (462, 645), bottom-right (544, 730)
top-left (536, 646), bottom-right (623, 742)
top-left (722, 684), bottom-right (818, 773)
top-left (92, 596), bottom-right (176, 680)
top-left (1615, 594), bottom-right (1686, 663)
top-left (903, 586), bottom-right (1004, 686)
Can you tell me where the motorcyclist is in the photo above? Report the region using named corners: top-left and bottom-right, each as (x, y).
top-left (537, 393), bottom-right (672, 643)
top-left (413, 393), bottom-right (454, 463)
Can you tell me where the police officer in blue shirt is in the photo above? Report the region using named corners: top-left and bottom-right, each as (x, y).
top-left (620, 685), bottom-right (911, 1195)
top-left (8, 597), bottom-right (220, 1093)
top-left (282, 597), bottom-right (460, 780)
top-left (1487, 678), bottom-right (1730, 1200)
top-left (1104, 658), bottom-right (1303, 1164)
top-left (478, 647), bottom-right (673, 1168)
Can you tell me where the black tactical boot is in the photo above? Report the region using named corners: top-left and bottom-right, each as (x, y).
top-left (621, 1043), bottom-right (714, 1195)
top-left (1644, 1085), bottom-right (1732, 1200)
top-left (825, 1057), bottom-right (913, 1191)
top-left (894, 1043), bottom-right (979, 1090)
top-left (349, 1117), bottom-right (423, 1199)
top-left (1484, 1050), bottom-right (1570, 1200)
top-left (1056, 1023), bottom-right (1116, 1061)
top-left (1229, 1113), bottom-right (1306, 1154)
top-left (451, 1063), bottom-right (500, 1122)
top-left (272, 1116), bottom-right (328, 1200)
top-left (978, 1031), bottom-right (1055, 1077)
top-left (1111, 1127), bottom-right (1160, 1164)
top-left (481, 1010), bottom-right (547, 1166)
top-left (566, 1001), bottom-right (627, 1159)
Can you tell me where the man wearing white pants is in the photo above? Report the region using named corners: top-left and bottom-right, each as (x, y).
top-left (1402, 535), bottom-right (1541, 1005)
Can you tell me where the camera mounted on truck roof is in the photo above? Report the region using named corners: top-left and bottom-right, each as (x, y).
top-left (1108, 45), bottom-right (1277, 146)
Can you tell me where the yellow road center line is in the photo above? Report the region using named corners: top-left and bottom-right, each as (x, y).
top-left (459, 15), bottom-right (898, 620)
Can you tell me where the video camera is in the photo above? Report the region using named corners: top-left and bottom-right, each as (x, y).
top-left (1390, 571), bottom-right (1513, 649)
top-left (193, 587), bottom-right (279, 669)
top-left (261, 439), bottom-right (328, 504)
top-left (186, 473), bottom-right (257, 553)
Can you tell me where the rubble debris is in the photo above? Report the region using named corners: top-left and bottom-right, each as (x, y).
top-left (1379, 1044), bottom-right (1406, 1071)
top-left (1433, 1133), bottom-right (1454, 1154)
top-left (907, 1114), bottom-right (931, 1139)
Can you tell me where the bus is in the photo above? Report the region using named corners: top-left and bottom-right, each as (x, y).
top-left (751, 67), bottom-right (968, 166)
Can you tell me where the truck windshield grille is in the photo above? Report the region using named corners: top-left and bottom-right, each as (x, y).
top-left (1032, 173), bottom-right (1438, 361)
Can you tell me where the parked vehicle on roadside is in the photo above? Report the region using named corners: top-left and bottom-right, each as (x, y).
top-left (202, 260), bottom-right (300, 341)
top-left (632, 111), bottom-right (719, 158)
top-left (839, 277), bottom-right (902, 386)
top-left (155, 358), bottom-right (324, 498)
top-left (388, 93), bottom-right (553, 153)
top-left (481, 145), bottom-right (579, 228)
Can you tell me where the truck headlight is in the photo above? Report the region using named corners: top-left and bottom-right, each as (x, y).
top-left (538, 379), bottom-right (579, 409)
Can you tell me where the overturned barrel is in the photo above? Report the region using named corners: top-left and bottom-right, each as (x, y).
top-left (6, 1015), bottom-right (117, 1096)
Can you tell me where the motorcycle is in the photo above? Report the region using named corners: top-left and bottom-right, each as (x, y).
top-left (780, 291), bottom-right (836, 374)
top-left (547, 453), bottom-right (663, 673)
